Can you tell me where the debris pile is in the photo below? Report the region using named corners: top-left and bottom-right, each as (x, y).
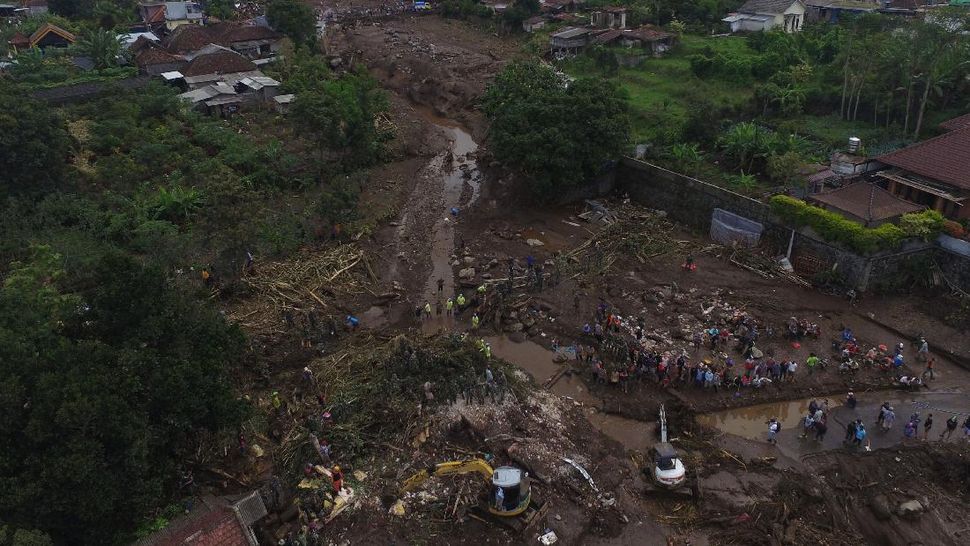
top-left (564, 202), bottom-right (690, 278)
top-left (230, 244), bottom-right (372, 333)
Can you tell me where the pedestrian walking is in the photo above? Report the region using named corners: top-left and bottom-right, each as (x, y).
top-left (845, 419), bottom-right (858, 442)
top-left (437, 278), bottom-right (444, 294)
top-left (941, 415), bottom-right (958, 441)
top-left (806, 353), bottom-right (819, 375)
top-left (423, 302), bottom-right (432, 319)
top-left (923, 413), bottom-right (933, 440)
top-left (766, 418), bottom-right (780, 445)
top-left (922, 357), bottom-right (935, 381)
top-left (814, 419), bottom-right (828, 442)
top-left (471, 313), bottom-right (480, 329)
top-left (446, 297), bottom-right (454, 316)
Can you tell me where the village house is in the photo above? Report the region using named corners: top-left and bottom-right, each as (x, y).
top-left (139, 1), bottom-right (204, 33)
top-left (804, 0), bottom-right (879, 23)
top-left (522, 15), bottom-right (546, 32)
top-left (809, 182), bottom-right (924, 227)
top-left (549, 26), bottom-right (595, 54)
top-left (25, 22), bottom-right (75, 49)
top-left (874, 114), bottom-right (970, 220)
top-left (723, 0), bottom-right (806, 33)
top-left (590, 6), bottom-right (627, 29)
top-left (164, 22), bottom-right (283, 59)
top-left (20, 0), bottom-right (47, 16)
top-left (136, 493), bottom-right (266, 546)
top-left (591, 26), bottom-right (678, 56)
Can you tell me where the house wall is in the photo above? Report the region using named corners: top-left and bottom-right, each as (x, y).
top-left (614, 158), bottom-right (970, 292)
top-left (231, 39), bottom-right (280, 59)
top-left (143, 61), bottom-right (185, 75)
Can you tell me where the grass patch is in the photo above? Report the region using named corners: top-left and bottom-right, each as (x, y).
top-left (562, 34), bottom-right (756, 143)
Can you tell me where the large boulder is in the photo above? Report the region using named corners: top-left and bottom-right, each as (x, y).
top-left (458, 267), bottom-right (475, 280)
top-left (896, 499), bottom-right (924, 519)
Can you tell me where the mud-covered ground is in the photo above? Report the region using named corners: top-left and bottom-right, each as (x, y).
top-left (209, 10), bottom-right (970, 546)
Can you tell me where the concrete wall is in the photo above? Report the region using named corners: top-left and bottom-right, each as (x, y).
top-left (615, 158), bottom-right (970, 293)
top-left (617, 158), bottom-right (770, 230)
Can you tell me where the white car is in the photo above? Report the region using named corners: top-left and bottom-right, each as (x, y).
top-left (652, 443), bottom-right (686, 488)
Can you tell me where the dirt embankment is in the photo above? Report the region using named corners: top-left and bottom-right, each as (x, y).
top-left (332, 14), bottom-right (523, 140)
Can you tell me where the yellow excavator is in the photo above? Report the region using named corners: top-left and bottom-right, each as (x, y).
top-left (400, 459), bottom-right (548, 532)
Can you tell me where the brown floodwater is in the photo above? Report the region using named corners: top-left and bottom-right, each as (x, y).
top-left (696, 391), bottom-right (968, 457)
top-left (486, 335), bottom-right (657, 453)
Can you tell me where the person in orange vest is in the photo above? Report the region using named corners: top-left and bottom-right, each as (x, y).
top-left (201, 268), bottom-right (211, 286)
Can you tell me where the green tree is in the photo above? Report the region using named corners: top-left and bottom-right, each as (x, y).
top-left (48, 0), bottom-right (96, 18)
top-left (292, 70), bottom-right (388, 170)
top-left (92, 1), bottom-right (130, 29)
top-left (267, 0), bottom-right (317, 47)
top-left (205, 0), bottom-right (236, 20)
top-left (0, 92), bottom-right (71, 197)
top-left (0, 247), bottom-right (246, 544)
top-left (482, 61), bottom-right (630, 201)
top-left (76, 27), bottom-right (122, 70)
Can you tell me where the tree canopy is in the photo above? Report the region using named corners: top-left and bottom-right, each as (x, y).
top-left (0, 247), bottom-right (246, 544)
top-left (292, 70), bottom-right (388, 169)
top-left (482, 61), bottom-right (630, 201)
top-left (267, 0), bottom-right (317, 47)
top-left (0, 92), bottom-right (71, 198)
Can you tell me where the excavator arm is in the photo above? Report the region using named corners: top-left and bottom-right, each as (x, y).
top-left (400, 459), bottom-right (494, 493)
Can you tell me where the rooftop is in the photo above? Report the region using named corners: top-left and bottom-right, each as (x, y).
top-left (181, 49), bottom-right (257, 77)
top-left (738, 0), bottom-right (803, 13)
top-left (165, 22), bottom-right (281, 53)
top-left (939, 112), bottom-right (970, 132)
top-left (877, 125), bottom-right (970, 190)
top-left (810, 182), bottom-right (924, 223)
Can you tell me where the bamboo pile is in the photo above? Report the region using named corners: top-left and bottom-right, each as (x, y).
top-left (563, 203), bottom-right (688, 277)
top-left (228, 244), bottom-right (372, 333)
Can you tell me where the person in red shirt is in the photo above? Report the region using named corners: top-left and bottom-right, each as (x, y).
top-left (331, 465), bottom-right (343, 492)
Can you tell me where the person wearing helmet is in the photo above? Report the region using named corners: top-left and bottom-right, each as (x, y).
top-left (331, 465), bottom-right (343, 492)
top-left (846, 392), bottom-right (857, 409)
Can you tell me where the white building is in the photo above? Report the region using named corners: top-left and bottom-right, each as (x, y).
top-left (723, 0), bottom-right (806, 33)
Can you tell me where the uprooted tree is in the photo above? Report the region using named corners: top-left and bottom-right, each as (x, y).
top-left (0, 247), bottom-right (247, 545)
top-left (482, 61), bottom-right (630, 202)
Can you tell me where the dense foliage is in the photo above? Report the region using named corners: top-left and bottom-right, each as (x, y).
top-left (0, 92), bottom-right (71, 198)
top-left (482, 61), bottom-right (630, 201)
top-left (292, 69), bottom-right (389, 170)
top-left (0, 247), bottom-right (246, 544)
top-left (267, 0), bottom-right (317, 47)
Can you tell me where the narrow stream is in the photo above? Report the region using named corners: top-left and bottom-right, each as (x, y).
top-left (421, 124), bottom-right (481, 333)
top-left (697, 391), bottom-right (968, 458)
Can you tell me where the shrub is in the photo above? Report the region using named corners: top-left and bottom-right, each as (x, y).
top-left (942, 219), bottom-right (966, 238)
top-left (769, 195), bottom-right (907, 254)
top-left (899, 210), bottom-right (944, 240)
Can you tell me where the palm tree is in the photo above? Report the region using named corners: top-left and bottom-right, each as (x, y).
top-left (76, 28), bottom-right (121, 71)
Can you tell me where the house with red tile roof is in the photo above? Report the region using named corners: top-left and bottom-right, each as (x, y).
top-left (809, 182), bottom-right (924, 226)
top-left (876, 116), bottom-right (970, 220)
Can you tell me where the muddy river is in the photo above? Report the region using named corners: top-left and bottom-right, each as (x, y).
top-left (697, 390), bottom-right (968, 458)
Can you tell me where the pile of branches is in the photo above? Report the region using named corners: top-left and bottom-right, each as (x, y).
top-left (275, 333), bottom-right (525, 477)
top-left (729, 247), bottom-right (812, 287)
top-left (563, 203), bottom-right (685, 277)
top-left (229, 244), bottom-right (374, 333)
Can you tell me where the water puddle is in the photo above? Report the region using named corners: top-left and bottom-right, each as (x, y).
top-left (421, 124), bottom-right (482, 333)
top-left (697, 391), bottom-right (968, 457)
top-left (486, 335), bottom-right (656, 453)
